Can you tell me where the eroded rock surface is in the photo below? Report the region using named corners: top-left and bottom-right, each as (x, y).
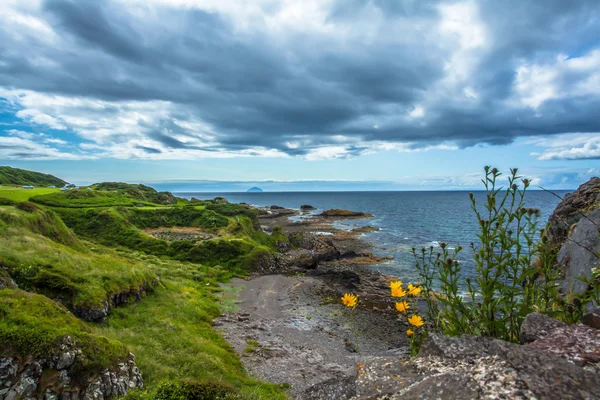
top-left (546, 177), bottom-right (600, 249)
top-left (0, 337), bottom-right (143, 400)
top-left (347, 333), bottom-right (600, 400)
top-left (556, 208), bottom-right (600, 306)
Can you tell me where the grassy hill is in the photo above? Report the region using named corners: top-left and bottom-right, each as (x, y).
top-left (0, 171), bottom-right (288, 399)
top-left (0, 166), bottom-right (67, 187)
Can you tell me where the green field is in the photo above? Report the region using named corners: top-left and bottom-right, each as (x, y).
top-left (0, 186), bottom-right (61, 202)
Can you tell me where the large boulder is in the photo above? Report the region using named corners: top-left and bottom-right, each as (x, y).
top-left (346, 332), bottom-right (600, 400)
top-left (546, 177), bottom-right (600, 249)
top-left (555, 208), bottom-right (600, 309)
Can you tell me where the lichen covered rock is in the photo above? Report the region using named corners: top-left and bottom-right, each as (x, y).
top-left (346, 333), bottom-right (600, 400)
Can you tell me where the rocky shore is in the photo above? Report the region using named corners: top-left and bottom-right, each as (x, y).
top-left (215, 206), bottom-right (415, 398)
top-left (215, 179), bottom-right (600, 400)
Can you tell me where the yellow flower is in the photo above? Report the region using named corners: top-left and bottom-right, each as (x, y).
top-left (395, 301), bottom-right (409, 313)
top-left (406, 329), bottom-right (414, 336)
top-left (391, 287), bottom-right (406, 298)
top-left (408, 314), bottom-right (424, 327)
top-left (389, 280), bottom-right (403, 290)
top-left (341, 293), bottom-right (358, 307)
top-left (407, 284), bottom-right (422, 296)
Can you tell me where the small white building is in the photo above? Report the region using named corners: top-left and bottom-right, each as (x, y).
top-left (22, 185), bottom-right (34, 189)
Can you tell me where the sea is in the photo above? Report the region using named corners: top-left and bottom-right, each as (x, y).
top-left (176, 190), bottom-right (570, 283)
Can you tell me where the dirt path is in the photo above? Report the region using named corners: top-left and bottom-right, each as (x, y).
top-left (215, 274), bottom-right (408, 399)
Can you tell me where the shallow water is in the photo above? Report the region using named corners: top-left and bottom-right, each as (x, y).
top-left (177, 190), bottom-right (569, 282)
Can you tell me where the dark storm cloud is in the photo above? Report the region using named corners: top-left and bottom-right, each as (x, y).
top-left (0, 0), bottom-right (599, 159)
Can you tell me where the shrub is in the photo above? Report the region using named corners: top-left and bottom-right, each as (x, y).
top-left (414, 167), bottom-right (565, 343)
top-left (153, 380), bottom-right (239, 400)
top-left (16, 201), bottom-right (41, 213)
top-left (0, 197), bottom-right (15, 206)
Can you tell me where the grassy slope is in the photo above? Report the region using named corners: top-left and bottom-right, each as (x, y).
top-left (0, 206), bottom-right (156, 312)
top-left (0, 166), bottom-right (67, 186)
top-left (0, 183), bottom-right (288, 399)
top-left (0, 186), bottom-right (60, 202)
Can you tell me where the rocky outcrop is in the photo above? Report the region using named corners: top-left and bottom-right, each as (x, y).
top-left (288, 232), bottom-right (340, 263)
top-left (74, 281), bottom-right (156, 322)
top-left (344, 332), bottom-right (600, 400)
top-left (300, 205), bottom-right (316, 211)
top-left (555, 208), bottom-right (600, 308)
top-left (319, 209), bottom-right (373, 218)
top-left (351, 226), bottom-right (380, 233)
top-left (519, 312), bottom-right (567, 344)
top-left (0, 336), bottom-right (143, 400)
top-left (303, 311), bottom-right (600, 400)
top-left (0, 269), bottom-right (17, 290)
top-left (546, 177), bottom-right (600, 248)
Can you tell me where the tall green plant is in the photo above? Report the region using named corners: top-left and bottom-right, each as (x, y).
top-left (414, 166), bottom-right (565, 342)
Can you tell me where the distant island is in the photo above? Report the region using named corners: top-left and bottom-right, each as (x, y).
top-left (247, 187), bottom-right (263, 192)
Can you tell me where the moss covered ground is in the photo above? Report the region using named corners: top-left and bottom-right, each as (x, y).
top-left (0, 181), bottom-right (288, 399)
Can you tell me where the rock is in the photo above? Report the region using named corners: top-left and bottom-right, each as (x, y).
top-left (55, 352), bottom-right (76, 370)
top-left (385, 255), bottom-right (394, 260)
top-left (546, 177), bottom-right (600, 249)
top-left (0, 351), bottom-right (142, 400)
top-left (527, 322), bottom-right (600, 366)
top-left (556, 207), bottom-right (600, 309)
top-left (583, 308), bottom-right (600, 329)
top-left (300, 204), bottom-right (316, 211)
top-left (288, 250), bottom-right (317, 269)
top-left (212, 196), bottom-right (229, 204)
top-left (351, 226), bottom-right (380, 233)
top-left (0, 269), bottom-right (17, 290)
top-left (319, 209), bottom-right (373, 218)
top-left (270, 205), bottom-right (284, 210)
top-left (519, 312), bottom-right (566, 344)
top-left (349, 333), bottom-right (600, 400)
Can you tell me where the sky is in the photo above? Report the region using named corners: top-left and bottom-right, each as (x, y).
top-left (0, 0), bottom-right (599, 190)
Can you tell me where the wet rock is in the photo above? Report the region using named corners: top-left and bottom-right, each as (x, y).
top-left (300, 205), bottom-right (317, 211)
top-left (320, 209), bottom-right (373, 218)
top-left (351, 226), bottom-right (380, 233)
top-left (583, 308), bottom-right (600, 329)
top-left (519, 312), bottom-right (567, 344)
top-left (270, 205), bottom-right (284, 210)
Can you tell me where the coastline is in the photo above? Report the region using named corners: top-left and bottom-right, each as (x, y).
top-left (215, 206), bottom-right (411, 399)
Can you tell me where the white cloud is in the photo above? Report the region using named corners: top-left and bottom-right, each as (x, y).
top-left (530, 133), bottom-right (600, 160)
top-left (0, 136), bottom-right (91, 160)
top-left (515, 50), bottom-right (600, 109)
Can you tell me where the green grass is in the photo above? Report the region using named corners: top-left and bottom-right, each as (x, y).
top-left (31, 190), bottom-right (160, 208)
top-left (0, 186), bottom-right (60, 202)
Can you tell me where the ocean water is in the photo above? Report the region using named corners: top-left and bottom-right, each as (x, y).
top-left (176, 190), bottom-right (569, 282)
